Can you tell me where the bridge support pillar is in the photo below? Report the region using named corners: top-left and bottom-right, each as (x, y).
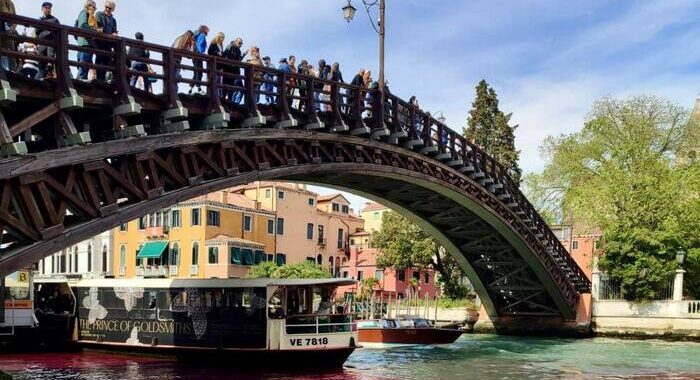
top-left (370, 127), bottom-right (390, 140)
top-left (59, 90), bottom-right (84, 110)
top-left (0, 141), bottom-right (28, 157)
top-left (0, 80), bottom-right (17, 103)
top-left (111, 96), bottom-right (146, 139)
top-left (273, 116), bottom-right (297, 129)
top-left (202, 107), bottom-right (231, 130)
top-left (57, 131), bottom-right (91, 147)
top-left (243, 111), bottom-right (267, 129)
top-left (330, 122), bottom-right (349, 133)
top-left (158, 101), bottom-right (190, 134)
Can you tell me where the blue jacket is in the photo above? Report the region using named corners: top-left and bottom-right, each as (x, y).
top-left (194, 32), bottom-right (207, 54)
top-left (277, 62), bottom-right (291, 74)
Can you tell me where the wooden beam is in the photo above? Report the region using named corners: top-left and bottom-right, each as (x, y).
top-left (9, 102), bottom-right (60, 137)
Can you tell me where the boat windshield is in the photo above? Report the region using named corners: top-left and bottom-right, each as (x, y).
top-left (279, 284), bottom-right (353, 335)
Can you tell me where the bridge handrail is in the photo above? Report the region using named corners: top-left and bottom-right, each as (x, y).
top-left (0, 11), bottom-right (589, 291)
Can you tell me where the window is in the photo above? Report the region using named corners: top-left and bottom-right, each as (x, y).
top-left (136, 245), bottom-right (142, 266)
top-left (357, 271), bottom-right (364, 281)
top-left (373, 212), bottom-right (380, 221)
top-left (230, 247), bottom-right (241, 265)
top-left (191, 208), bottom-right (201, 226)
top-left (398, 270), bottom-right (405, 282)
top-left (337, 228), bottom-right (344, 249)
top-left (207, 210), bottom-right (220, 226)
top-left (277, 190), bottom-right (285, 199)
top-left (242, 249), bottom-right (254, 266)
top-left (350, 238), bottom-right (355, 246)
top-left (375, 270), bottom-right (383, 280)
top-left (267, 219), bottom-right (274, 234)
top-left (342, 205), bottom-right (349, 214)
top-left (119, 245), bottom-right (126, 269)
top-left (275, 253), bottom-right (286, 266)
top-left (308, 198), bottom-right (315, 206)
top-left (170, 243), bottom-right (180, 266)
top-left (318, 225), bottom-right (324, 239)
top-left (254, 250), bottom-right (265, 264)
top-left (277, 218), bottom-right (285, 235)
top-left (119, 223), bottom-right (128, 232)
top-left (267, 254), bottom-right (274, 262)
top-left (149, 213), bottom-right (156, 228)
top-left (244, 215), bottom-right (252, 232)
top-left (191, 242), bottom-right (199, 265)
top-left (413, 271), bottom-right (420, 281)
top-left (265, 189), bottom-right (271, 199)
top-left (102, 245), bottom-right (108, 273)
top-left (87, 245), bottom-right (92, 272)
top-left (208, 247), bottom-right (219, 264)
top-left (171, 210), bottom-right (181, 227)
top-left (572, 240), bottom-right (579, 250)
top-left (332, 203), bottom-right (339, 212)
top-left (307, 223), bottom-right (314, 240)
top-left (342, 271), bottom-right (349, 278)
top-left (306, 257), bottom-right (316, 264)
top-left (163, 212), bottom-right (169, 228)
top-left (155, 212), bottom-right (162, 227)
top-left (138, 216), bottom-right (147, 230)
top-left (317, 254), bottom-right (323, 265)
top-left (424, 272), bottom-right (429, 284)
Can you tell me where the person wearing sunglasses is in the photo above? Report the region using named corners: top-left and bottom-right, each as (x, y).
top-left (95, 1), bottom-right (118, 82)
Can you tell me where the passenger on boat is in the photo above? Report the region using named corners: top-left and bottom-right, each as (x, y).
top-left (316, 295), bottom-right (332, 315)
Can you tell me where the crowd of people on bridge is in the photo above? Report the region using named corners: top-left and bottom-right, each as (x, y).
top-left (0, 0), bottom-right (414, 114)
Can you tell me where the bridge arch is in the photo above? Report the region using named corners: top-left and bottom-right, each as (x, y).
top-left (0, 13), bottom-right (588, 320)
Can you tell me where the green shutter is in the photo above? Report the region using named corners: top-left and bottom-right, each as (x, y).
top-left (254, 250), bottom-right (265, 264)
top-left (230, 247), bottom-right (241, 265)
top-left (276, 254), bottom-right (286, 266)
top-left (136, 241), bottom-right (168, 259)
top-left (242, 249), bottom-right (254, 266)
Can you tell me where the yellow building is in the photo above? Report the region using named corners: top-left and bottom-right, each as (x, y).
top-left (237, 182), bottom-right (365, 276)
top-left (112, 191), bottom-right (276, 279)
top-left (360, 202), bottom-right (390, 234)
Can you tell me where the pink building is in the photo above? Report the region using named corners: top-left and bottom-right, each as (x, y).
top-left (338, 245), bottom-right (440, 300)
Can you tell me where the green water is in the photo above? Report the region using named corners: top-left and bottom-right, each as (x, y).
top-left (345, 334), bottom-right (700, 379)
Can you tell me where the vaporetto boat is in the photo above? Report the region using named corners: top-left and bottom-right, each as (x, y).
top-left (34, 277), bottom-right (358, 368)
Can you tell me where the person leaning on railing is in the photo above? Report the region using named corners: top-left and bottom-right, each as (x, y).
top-left (75, 0), bottom-right (99, 81)
top-left (95, 0), bottom-right (118, 82)
top-left (189, 25), bottom-right (208, 95)
top-left (127, 32), bottom-right (151, 92)
top-left (0, 0), bottom-right (16, 72)
top-left (171, 29), bottom-right (194, 82)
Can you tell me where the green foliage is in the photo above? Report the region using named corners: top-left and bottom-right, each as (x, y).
top-left (247, 261), bottom-right (331, 279)
top-left (437, 297), bottom-right (477, 310)
top-left (464, 79), bottom-right (522, 183)
top-left (521, 172), bottom-right (565, 225)
top-left (373, 211), bottom-right (467, 299)
top-left (359, 277), bottom-right (380, 301)
top-left (536, 95), bottom-right (700, 300)
top-left (247, 261), bottom-right (278, 278)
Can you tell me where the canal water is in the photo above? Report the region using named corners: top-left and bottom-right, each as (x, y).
top-left (0, 335), bottom-right (699, 379)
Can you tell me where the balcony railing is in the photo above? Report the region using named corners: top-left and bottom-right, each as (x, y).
top-left (169, 265), bottom-right (179, 276)
top-left (136, 266), bottom-right (168, 278)
top-left (318, 238), bottom-right (327, 246)
top-left (189, 265), bottom-right (199, 276)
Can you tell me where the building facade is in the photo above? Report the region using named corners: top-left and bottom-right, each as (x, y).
top-left (112, 191), bottom-right (277, 279)
top-left (237, 182), bottom-right (364, 275)
top-left (36, 230), bottom-right (113, 279)
top-left (551, 224), bottom-right (601, 280)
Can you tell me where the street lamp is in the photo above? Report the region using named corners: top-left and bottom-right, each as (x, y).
top-left (676, 249), bottom-right (686, 266)
top-left (342, 0), bottom-right (388, 135)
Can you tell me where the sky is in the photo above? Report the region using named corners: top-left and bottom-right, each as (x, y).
top-left (14, 0), bottom-right (700, 212)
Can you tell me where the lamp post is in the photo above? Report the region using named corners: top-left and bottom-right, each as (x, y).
top-left (673, 249), bottom-right (686, 301)
top-left (343, 0), bottom-right (388, 135)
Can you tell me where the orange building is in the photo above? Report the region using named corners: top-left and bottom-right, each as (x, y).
top-left (552, 225), bottom-right (601, 280)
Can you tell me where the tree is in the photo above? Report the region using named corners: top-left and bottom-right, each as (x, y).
top-left (247, 261), bottom-right (331, 279)
top-left (464, 79), bottom-right (522, 183)
top-left (373, 211), bottom-right (468, 299)
top-left (359, 277), bottom-right (380, 301)
top-left (535, 95), bottom-right (699, 301)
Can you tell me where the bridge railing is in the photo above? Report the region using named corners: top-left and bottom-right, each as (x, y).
top-left (0, 11), bottom-right (589, 292)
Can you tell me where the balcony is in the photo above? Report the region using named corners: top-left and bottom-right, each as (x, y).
top-left (317, 238), bottom-right (327, 246)
top-left (189, 265), bottom-right (199, 276)
top-left (144, 226), bottom-right (169, 238)
top-left (136, 266), bottom-right (168, 278)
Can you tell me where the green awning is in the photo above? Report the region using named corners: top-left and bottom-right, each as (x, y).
top-left (242, 249), bottom-right (254, 266)
top-left (136, 241), bottom-right (168, 259)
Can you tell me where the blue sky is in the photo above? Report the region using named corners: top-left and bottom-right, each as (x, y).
top-left (14, 0), bottom-right (700, 211)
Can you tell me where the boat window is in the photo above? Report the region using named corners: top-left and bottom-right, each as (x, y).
top-left (380, 319), bottom-right (397, 328)
top-left (414, 318), bottom-right (430, 327)
top-left (268, 288), bottom-right (284, 319)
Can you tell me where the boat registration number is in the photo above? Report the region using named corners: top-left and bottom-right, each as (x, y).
top-left (289, 337), bottom-right (329, 346)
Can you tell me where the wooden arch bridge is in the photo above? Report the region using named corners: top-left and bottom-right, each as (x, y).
top-left (0, 13), bottom-right (589, 321)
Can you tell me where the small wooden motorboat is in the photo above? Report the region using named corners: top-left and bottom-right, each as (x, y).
top-left (357, 315), bottom-right (463, 347)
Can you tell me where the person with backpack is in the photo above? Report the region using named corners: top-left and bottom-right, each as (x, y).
top-left (76, 0), bottom-right (100, 80)
top-left (94, 1), bottom-right (118, 82)
top-left (189, 25), bottom-right (208, 95)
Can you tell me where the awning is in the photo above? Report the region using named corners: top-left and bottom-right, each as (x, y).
top-left (136, 241), bottom-right (168, 259)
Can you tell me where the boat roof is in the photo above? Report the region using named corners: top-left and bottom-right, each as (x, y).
top-left (54, 277), bottom-right (357, 288)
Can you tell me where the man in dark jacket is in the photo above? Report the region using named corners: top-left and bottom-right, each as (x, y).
top-left (128, 32), bottom-right (151, 92)
top-left (223, 37), bottom-right (247, 103)
top-left (315, 59), bottom-right (329, 111)
top-left (348, 69), bottom-right (365, 116)
top-left (37, 2), bottom-right (59, 78)
top-left (95, 0), bottom-right (118, 82)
